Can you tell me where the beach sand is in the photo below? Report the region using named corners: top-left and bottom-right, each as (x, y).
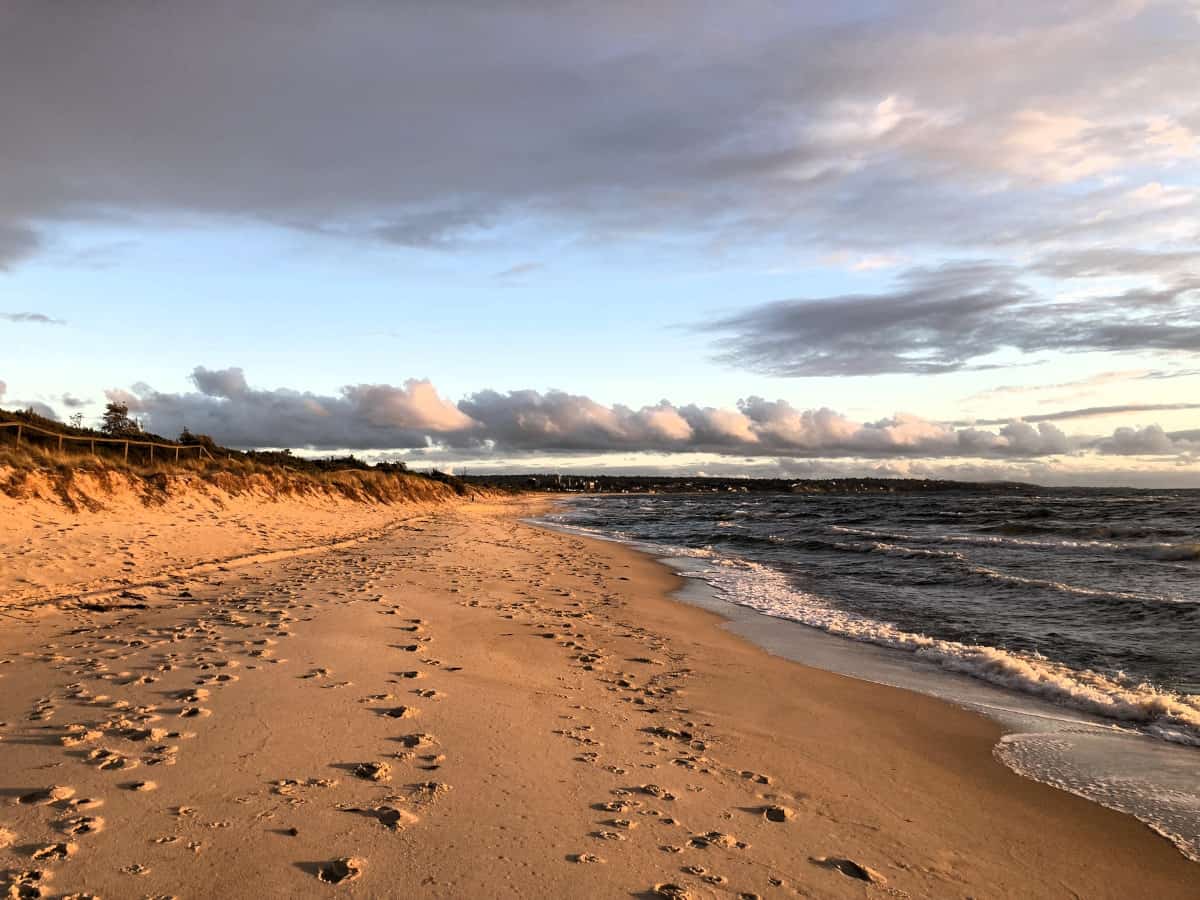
top-left (1, 496), bottom-right (1195, 898)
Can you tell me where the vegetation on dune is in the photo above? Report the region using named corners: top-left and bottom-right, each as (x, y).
top-left (0, 405), bottom-right (488, 509)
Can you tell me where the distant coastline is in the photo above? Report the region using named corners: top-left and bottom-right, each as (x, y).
top-left (466, 473), bottom-right (1047, 494)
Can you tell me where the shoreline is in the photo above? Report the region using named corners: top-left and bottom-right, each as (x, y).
top-left (519, 502), bottom-right (1198, 894)
top-left (530, 497), bottom-right (1200, 863)
top-left (1, 497), bottom-right (1194, 897)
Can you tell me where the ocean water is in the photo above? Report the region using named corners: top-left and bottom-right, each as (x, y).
top-left (533, 489), bottom-right (1200, 860)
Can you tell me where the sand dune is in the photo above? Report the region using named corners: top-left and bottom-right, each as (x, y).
top-left (0, 465), bottom-right (469, 612)
top-left (1, 495), bottom-right (1195, 898)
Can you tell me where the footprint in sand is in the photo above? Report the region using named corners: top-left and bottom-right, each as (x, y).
top-left (569, 853), bottom-right (605, 863)
top-left (60, 726), bottom-right (103, 747)
top-left (352, 762), bottom-right (391, 782)
top-left (4, 869), bottom-right (52, 898)
top-left (17, 786), bottom-right (75, 806)
top-left (409, 781), bottom-right (451, 800)
top-left (348, 806), bottom-right (419, 831)
top-left (760, 804), bottom-right (794, 823)
top-left (396, 733), bottom-right (436, 749)
top-left (58, 816), bottom-right (105, 836)
top-left (810, 856), bottom-right (886, 883)
top-left (688, 831), bottom-right (748, 850)
top-left (639, 784), bottom-right (676, 800)
top-left (596, 799), bottom-right (640, 813)
top-left (592, 831), bottom-right (626, 842)
top-left (87, 748), bottom-right (139, 770)
top-left (740, 770), bottom-right (772, 785)
top-left (30, 842), bottom-right (76, 861)
top-left (381, 706), bottom-right (418, 719)
top-left (316, 857), bottom-right (364, 884)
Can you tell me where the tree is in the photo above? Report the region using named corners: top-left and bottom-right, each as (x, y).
top-left (68, 412), bottom-right (84, 429)
top-left (179, 428), bottom-right (219, 453)
top-left (100, 401), bottom-right (138, 436)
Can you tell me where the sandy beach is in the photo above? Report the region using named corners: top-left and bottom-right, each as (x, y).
top-left (1, 495), bottom-right (1195, 899)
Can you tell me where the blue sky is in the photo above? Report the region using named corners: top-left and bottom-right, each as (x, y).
top-left (1, 1), bottom-right (1198, 485)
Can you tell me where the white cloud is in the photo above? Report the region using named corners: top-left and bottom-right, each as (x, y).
top-left (64, 368), bottom-right (1197, 470)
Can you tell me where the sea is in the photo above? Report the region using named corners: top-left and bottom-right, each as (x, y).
top-left (532, 488), bottom-right (1200, 861)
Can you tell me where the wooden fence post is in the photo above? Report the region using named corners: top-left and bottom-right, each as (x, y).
top-left (58, 435), bottom-right (64, 453)
top-left (91, 440), bottom-right (96, 456)
top-left (124, 442), bottom-right (129, 461)
top-left (149, 444), bottom-right (154, 464)
top-left (175, 446), bottom-right (180, 463)
top-left (16, 425), bottom-right (22, 445)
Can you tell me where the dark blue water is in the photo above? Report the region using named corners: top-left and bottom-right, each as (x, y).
top-left (542, 489), bottom-right (1200, 744)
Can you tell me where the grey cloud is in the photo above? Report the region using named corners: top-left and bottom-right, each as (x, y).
top-left (1, 311), bottom-right (65, 325)
top-left (105, 367), bottom-right (1197, 463)
top-left (192, 366), bottom-right (249, 399)
top-left (0, 224), bottom-right (41, 270)
top-left (60, 393), bottom-right (89, 409)
top-left (702, 263), bottom-right (1200, 376)
top-left (494, 262), bottom-right (544, 280)
top-left (0, 1), bottom-right (1196, 271)
top-left (372, 205), bottom-right (494, 250)
top-left (1033, 249), bottom-right (1200, 279)
top-left (1095, 424), bottom-right (1200, 456)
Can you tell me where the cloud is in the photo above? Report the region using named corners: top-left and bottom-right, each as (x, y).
top-left (953, 402), bottom-right (1200, 426)
top-left (119, 367), bottom-right (475, 448)
top-left (701, 262), bottom-right (1200, 376)
top-left (1095, 424), bottom-right (1200, 456)
top-left (60, 393), bottom-right (89, 409)
top-left (0, 0), bottom-right (1196, 274)
top-left (1, 311), bottom-right (65, 325)
top-left (105, 367), bottom-right (1198, 466)
top-left (494, 261), bottom-right (544, 280)
top-left (191, 366), bottom-right (249, 399)
top-left (1033, 249), bottom-right (1200, 279)
top-left (0, 223), bottom-right (41, 270)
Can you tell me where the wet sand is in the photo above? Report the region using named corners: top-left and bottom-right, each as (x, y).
top-left (1, 497), bottom-right (1194, 898)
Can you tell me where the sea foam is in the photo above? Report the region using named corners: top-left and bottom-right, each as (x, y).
top-left (672, 547), bottom-right (1200, 746)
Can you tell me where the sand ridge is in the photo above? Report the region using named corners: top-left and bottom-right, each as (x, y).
top-left (0, 498), bottom-right (1195, 898)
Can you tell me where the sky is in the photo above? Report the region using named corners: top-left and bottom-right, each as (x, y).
top-left (1, 0), bottom-right (1198, 486)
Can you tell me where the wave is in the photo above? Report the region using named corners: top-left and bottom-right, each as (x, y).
top-left (672, 549), bottom-right (1200, 746)
top-left (981, 520), bottom-right (1193, 541)
top-left (831, 524), bottom-right (1199, 566)
top-left (964, 565), bottom-right (1171, 605)
top-left (831, 540), bottom-right (967, 562)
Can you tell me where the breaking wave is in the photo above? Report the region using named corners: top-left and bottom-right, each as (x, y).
top-left (684, 551), bottom-right (1200, 747)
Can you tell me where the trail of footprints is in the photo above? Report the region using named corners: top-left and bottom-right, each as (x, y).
top-left (4, 515), bottom-right (883, 898)
top-left (1, 541), bottom-right (462, 898)
top-left (2, 569), bottom-right (301, 898)
top-left (451, 525), bottom-right (887, 900)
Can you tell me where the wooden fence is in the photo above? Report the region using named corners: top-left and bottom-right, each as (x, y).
top-left (0, 421), bottom-right (213, 463)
